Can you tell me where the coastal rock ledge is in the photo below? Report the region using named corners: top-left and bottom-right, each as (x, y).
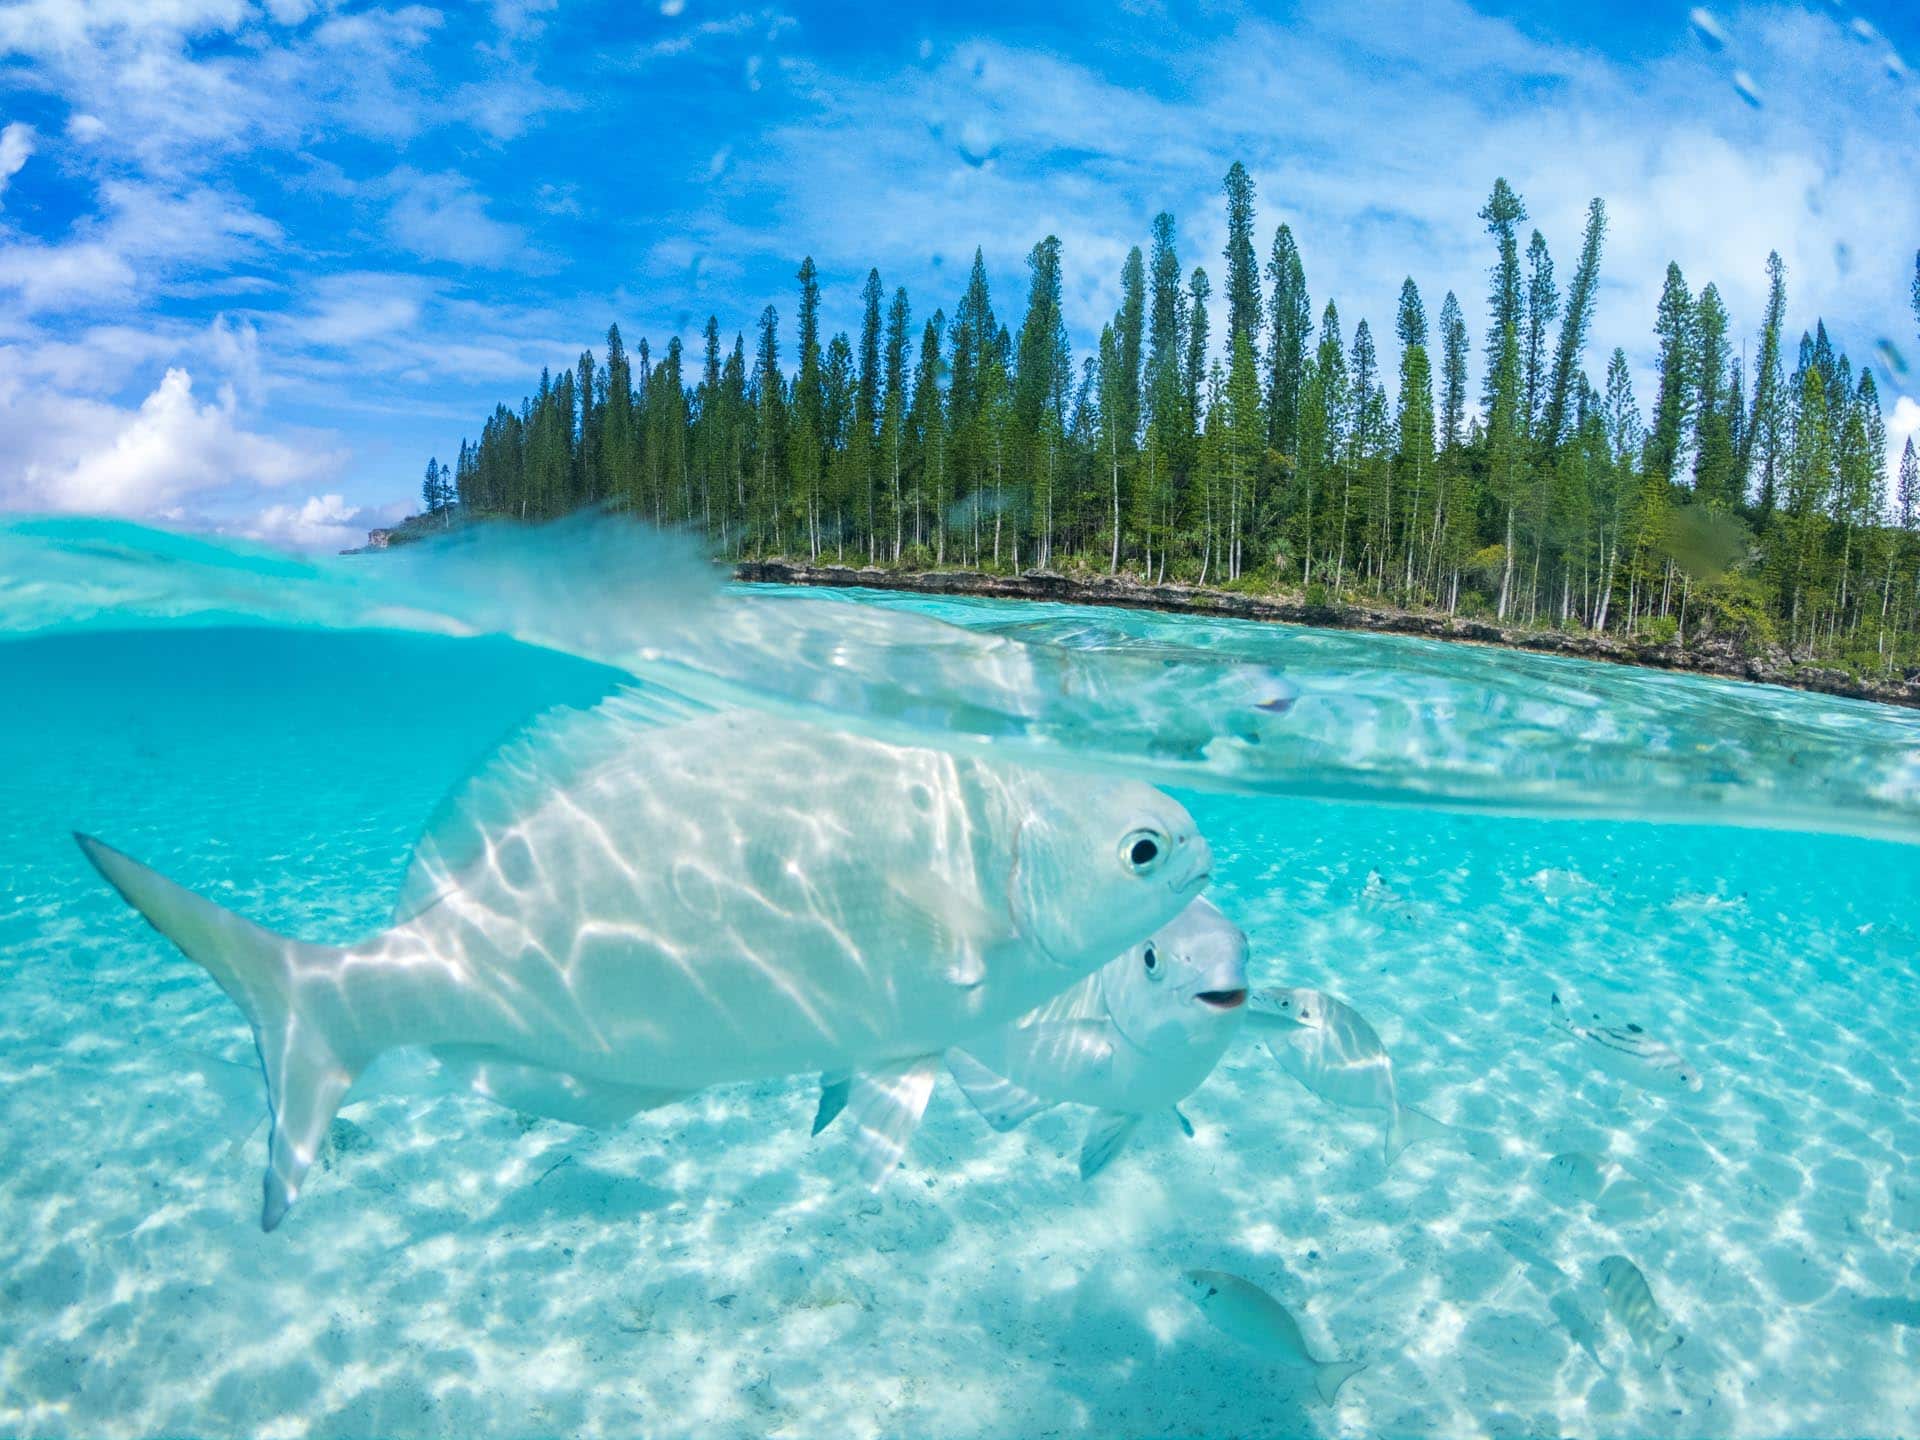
top-left (734, 560), bottom-right (1920, 711)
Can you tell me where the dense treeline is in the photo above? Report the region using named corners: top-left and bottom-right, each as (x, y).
top-left (431, 165), bottom-right (1920, 668)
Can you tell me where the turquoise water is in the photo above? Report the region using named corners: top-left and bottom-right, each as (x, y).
top-left (2, 568), bottom-right (1920, 1434)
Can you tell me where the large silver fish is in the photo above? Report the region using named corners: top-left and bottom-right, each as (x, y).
top-left (1180, 1269), bottom-right (1366, 1406)
top-left (813, 896), bottom-right (1249, 1185)
top-left (79, 694), bottom-right (1210, 1231)
top-left (1246, 986), bottom-right (1454, 1164)
top-left (1549, 993), bottom-right (1705, 1098)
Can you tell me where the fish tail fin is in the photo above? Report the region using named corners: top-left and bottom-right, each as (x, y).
top-left (77, 834), bottom-right (365, 1232)
top-left (1313, 1358), bottom-right (1365, 1406)
top-left (1384, 1104), bottom-right (1455, 1165)
top-left (1548, 991), bottom-right (1573, 1033)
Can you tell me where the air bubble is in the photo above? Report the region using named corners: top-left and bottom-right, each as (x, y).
top-left (1689, 7), bottom-right (1729, 51)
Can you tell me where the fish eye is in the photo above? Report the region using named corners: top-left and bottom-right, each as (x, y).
top-left (1143, 943), bottom-right (1162, 979)
top-left (1122, 829), bottom-right (1166, 874)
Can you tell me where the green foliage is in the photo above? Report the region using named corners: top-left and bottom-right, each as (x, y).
top-left (437, 162), bottom-right (1909, 670)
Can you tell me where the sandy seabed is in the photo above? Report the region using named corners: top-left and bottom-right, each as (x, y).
top-left (1, 625), bottom-right (1917, 1439)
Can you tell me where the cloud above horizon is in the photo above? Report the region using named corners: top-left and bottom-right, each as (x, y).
top-left (0, 0), bottom-right (1916, 548)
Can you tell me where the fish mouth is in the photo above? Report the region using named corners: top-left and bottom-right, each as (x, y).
top-left (1172, 868), bottom-right (1212, 898)
top-left (1196, 988), bottom-right (1248, 1010)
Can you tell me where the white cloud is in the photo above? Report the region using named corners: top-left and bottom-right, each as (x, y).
top-left (0, 122), bottom-right (33, 202)
top-left (455, 69), bottom-right (581, 143)
top-left (240, 492), bottom-right (400, 551)
top-left (490, 0), bottom-right (560, 40)
top-left (1891, 395), bottom-right (1920, 462)
top-left (0, 180), bottom-right (280, 312)
top-left (384, 168), bottom-right (528, 267)
top-left (65, 113), bottom-right (105, 143)
top-left (3, 366), bottom-right (335, 515)
top-left (0, 240), bottom-right (138, 310)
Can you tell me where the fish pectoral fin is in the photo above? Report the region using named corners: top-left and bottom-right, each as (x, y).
top-left (945, 1050), bottom-right (1055, 1132)
top-left (431, 1046), bottom-right (691, 1128)
top-left (890, 874), bottom-right (1018, 981)
top-left (1174, 1106), bottom-right (1195, 1138)
top-left (813, 1071), bottom-right (852, 1135)
top-left (840, 1056), bottom-right (940, 1190)
top-left (1078, 1110), bottom-right (1140, 1180)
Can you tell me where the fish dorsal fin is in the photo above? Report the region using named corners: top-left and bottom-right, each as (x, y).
top-left (1079, 1109), bottom-right (1140, 1179)
top-left (838, 1057), bottom-right (941, 1190)
top-left (945, 1049), bottom-right (1055, 1131)
top-left (393, 685), bottom-right (716, 924)
top-left (813, 1071), bottom-right (852, 1135)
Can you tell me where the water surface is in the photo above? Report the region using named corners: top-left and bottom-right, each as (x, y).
top-left (1, 602), bottom-right (1917, 1438)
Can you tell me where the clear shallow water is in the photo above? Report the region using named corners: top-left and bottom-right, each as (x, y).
top-left (1, 607), bottom-right (1919, 1438)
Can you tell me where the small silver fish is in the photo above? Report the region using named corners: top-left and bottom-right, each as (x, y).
top-left (1181, 1269), bottom-right (1366, 1405)
top-left (1598, 1255), bottom-right (1682, 1365)
top-left (1248, 986), bottom-right (1453, 1164)
top-left (814, 896), bottom-right (1250, 1184)
top-left (1541, 1151), bottom-right (1656, 1221)
top-left (1549, 993), bottom-right (1705, 1098)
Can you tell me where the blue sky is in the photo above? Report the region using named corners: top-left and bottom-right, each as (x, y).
top-left (1, 0), bottom-right (1917, 549)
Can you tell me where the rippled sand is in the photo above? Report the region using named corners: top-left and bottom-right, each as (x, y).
top-left (1, 624), bottom-right (1917, 1438)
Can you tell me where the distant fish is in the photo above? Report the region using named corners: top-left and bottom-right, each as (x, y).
top-left (1541, 1151), bottom-right (1657, 1222)
top-left (1666, 889), bottom-right (1747, 915)
top-left (1359, 869), bottom-right (1417, 916)
top-left (79, 697), bottom-right (1209, 1231)
top-left (1598, 1255), bottom-right (1683, 1365)
top-left (1526, 868), bottom-right (1595, 904)
top-left (1249, 986), bottom-right (1455, 1164)
top-left (1852, 1295), bottom-right (1920, 1328)
top-left (1732, 69), bottom-right (1763, 107)
top-left (1550, 1289), bottom-right (1612, 1372)
top-left (816, 896), bottom-right (1250, 1184)
top-left (1549, 993), bottom-right (1705, 1098)
top-left (1180, 1269), bottom-right (1366, 1405)
top-left (1490, 1221), bottom-right (1612, 1372)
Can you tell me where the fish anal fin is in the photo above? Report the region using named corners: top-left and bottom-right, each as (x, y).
top-left (432, 1045), bottom-right (689, 1128)
top-left (945, 1050), bottom-right (1054, 1132)
top-left (842, 1057), bottom-right (940, 1190)
top-left (1079, 1110), bottom-right (1140, 1180)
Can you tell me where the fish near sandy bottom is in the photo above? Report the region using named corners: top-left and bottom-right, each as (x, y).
top-left (1244, 985), bottom-right (1455, 1164)
top-left (1549, 992), bottom-right (1706, 1099)
top-left (1180, 1269), bottom-right (1366, 1406)
top-left (1598, 1255), bottom-right (1683, 1365)
top-left (78, 692), bottom-right (1211, 1231)
top-left (819, 894), bottom-right (1250, 1185)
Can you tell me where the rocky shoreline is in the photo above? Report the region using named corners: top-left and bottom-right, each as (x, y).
top-left (735, 559), bottom-right (1920, 711)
